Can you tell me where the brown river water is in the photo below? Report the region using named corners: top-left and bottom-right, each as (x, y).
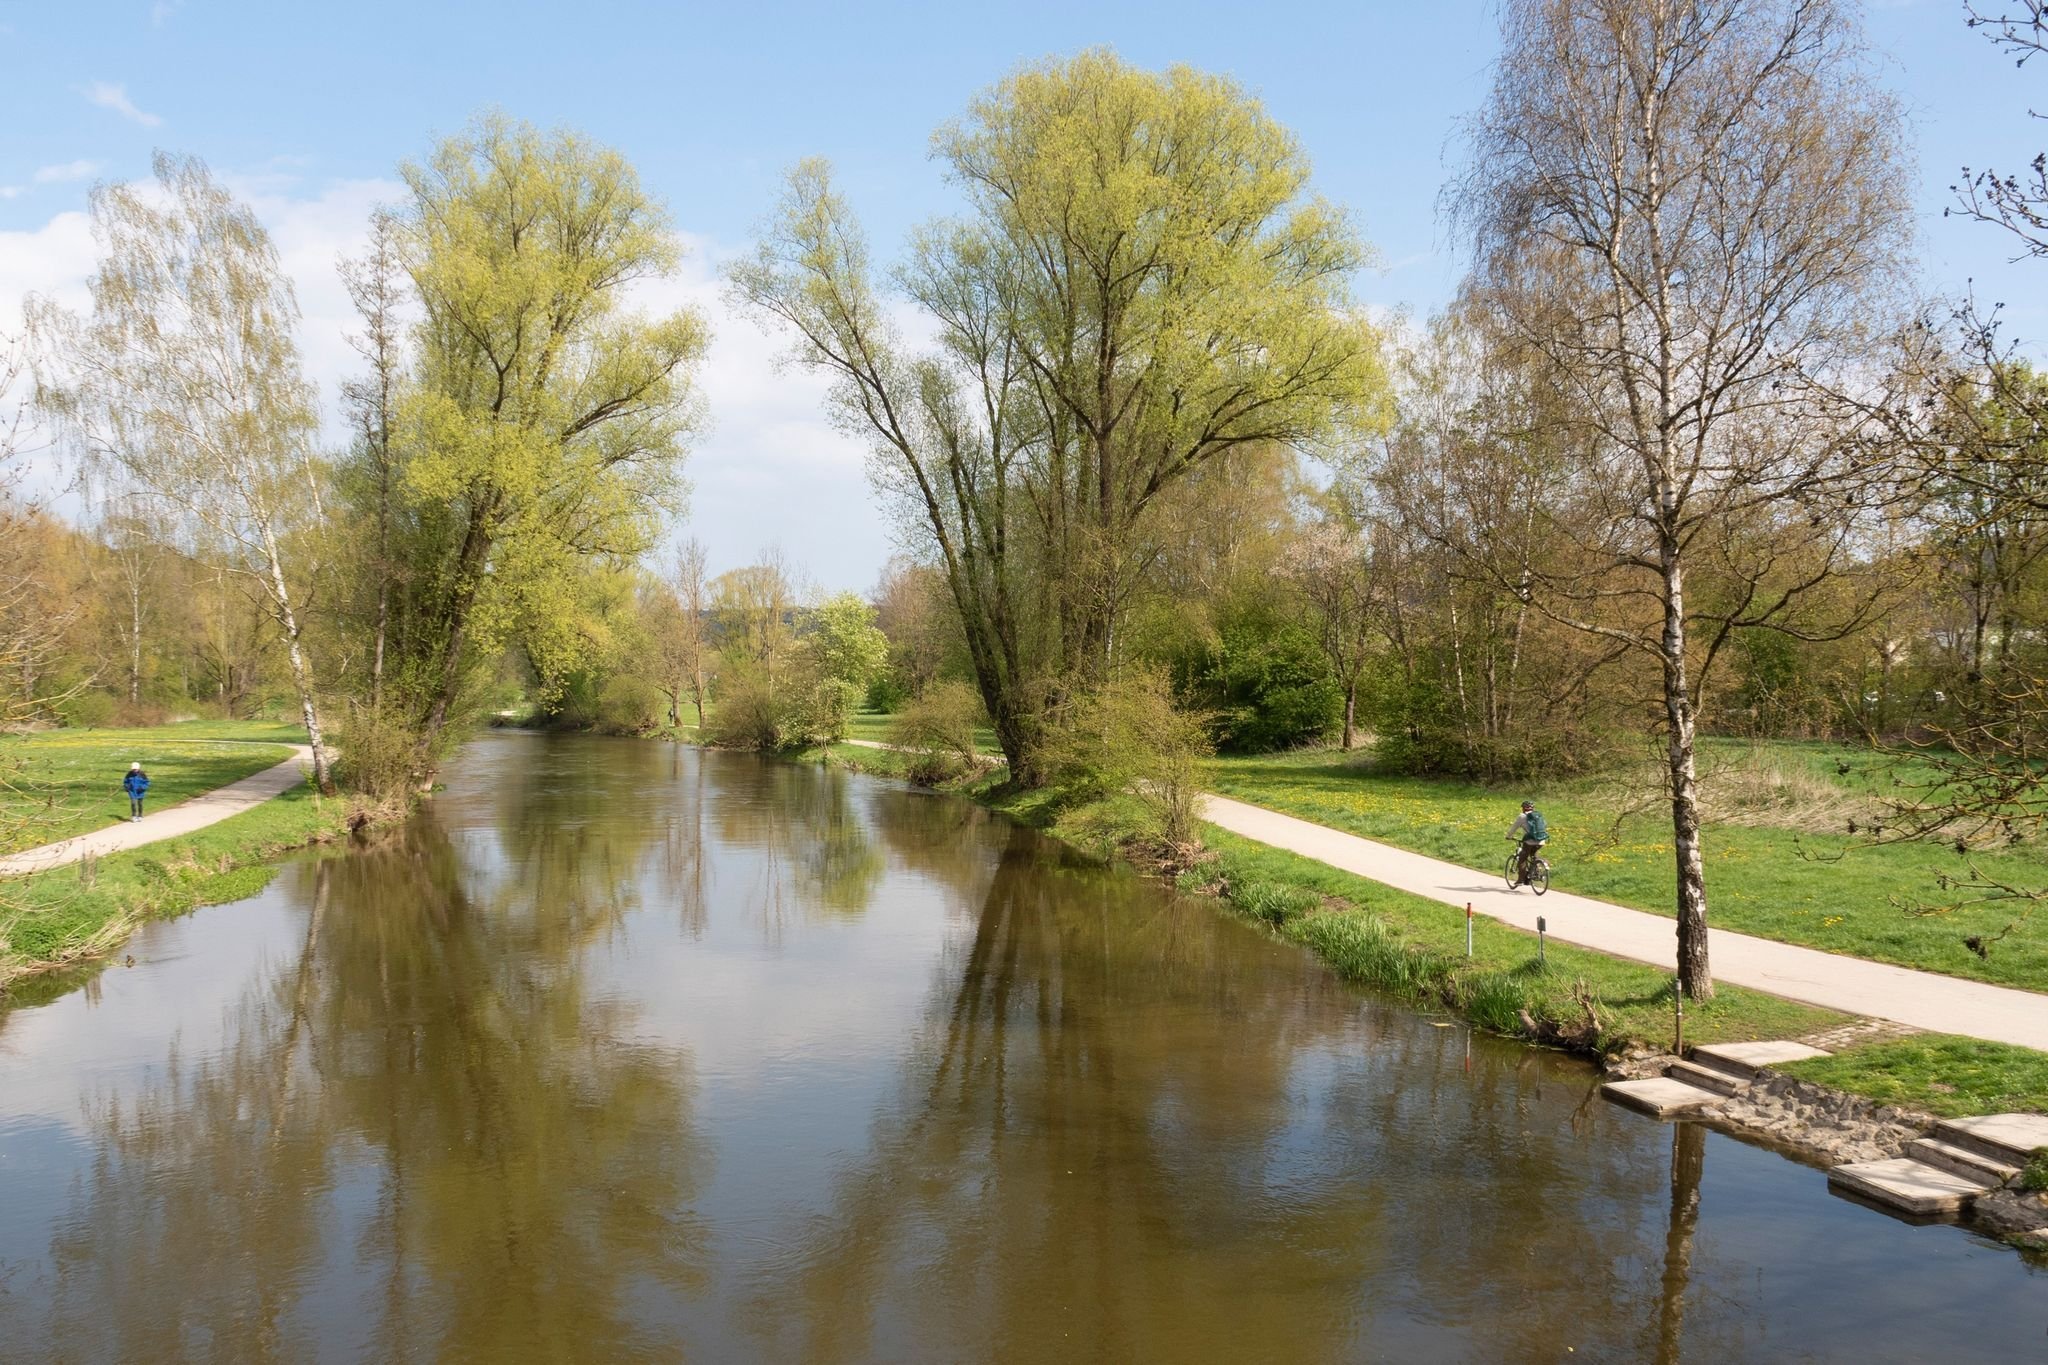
top-left (0, 732), bottom-right (2043, 1363)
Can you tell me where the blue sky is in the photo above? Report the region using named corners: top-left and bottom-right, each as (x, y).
top-left (3, 0), bottom-right (2042, 590)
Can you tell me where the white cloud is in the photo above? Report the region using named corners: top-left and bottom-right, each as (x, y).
top-left (80, 81), bottom-right (162, 128)
top-left (33, 160), bottom-right (101, 184)
top-left (0, 186), bottom-right (24, 200)
top-left (150, 1), bottom-right (182, 26)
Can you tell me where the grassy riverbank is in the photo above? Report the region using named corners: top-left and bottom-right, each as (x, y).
top-left (811, 740), bottom-right (2045, 1116)
top-left (967, 783), bottom-right (1847, 1051)
top-left (0, 781), bottom-right (347, 999)
top-left (1205, 742), bottom-right (2048, 992)
top-left (0, 722), bottom-right (299, 854)
top-left (0, 718), bottom-right (340, 999)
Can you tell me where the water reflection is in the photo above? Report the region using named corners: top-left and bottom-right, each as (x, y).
top-left (744, 820), bottom-right (1712, 1361)
top-left (20, 820), bottom-right (707, 1363)
top-left (0, 736), bottom-right (2043, 1364)
top-left (1657, 1121), bottom-right (1706, 1364)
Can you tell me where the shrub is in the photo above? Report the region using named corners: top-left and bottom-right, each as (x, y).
top-left (889, 680), bottom-right (985, 781)
top-left (331, 709), bottom-right (425, 801)
top-left (56, 690), bottom-right (118, 729)
top-left (1043, 668), bottom-right (1214, 848)
top-left (865, 674), bottom-right (909, 713)
top-left (707, 672), bottom-right (793, 750)
top-left (1177, 613), bottom-right (1339, 752)
top-left (594, 675), bottom-right (662, 736)
top-left (792, 678), bottom-right (862, 746)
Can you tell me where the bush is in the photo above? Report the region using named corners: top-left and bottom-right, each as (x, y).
top-left (889, 680), bottom-right (985, 780)
top-left (1364, 666), bottom-right (1619, 781)
top-left (707, 672), bottom-right (795, 750)
top-left (865, 675), bottom-right (910, 713)
top-left (788, 677), bottom-right (861, 746)
top-left (1044, 668), bottom-right (1214, 848)
top-left (331, 709), bottom-right (424, 801)
top-left (55, 690), bottom-right (118, 729)
top-left (594, 675), bottom-right (661, 736)
top-left (1177, 612), bottom-right (1339, 753)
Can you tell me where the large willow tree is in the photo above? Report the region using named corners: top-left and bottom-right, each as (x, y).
top-left (395, 115), bottom-right (708, 759)
top-left (732, 51), bottom-right (1390, 784)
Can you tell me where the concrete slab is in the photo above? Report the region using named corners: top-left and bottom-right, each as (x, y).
top-left (1601, 1077), bottom-right (1723, 1118)
top-left (1665, 1059), bottom-right (1745, 1097)
top-left (1828, 1157), bottom-right (1986, 1216)
top-left (1906, 1137), bottom-right (2020, 1186)
top-left (1938, 1114), bottom-right (2048, 1164)
top-left (1692, 1040), bottom-right (1830, 1075)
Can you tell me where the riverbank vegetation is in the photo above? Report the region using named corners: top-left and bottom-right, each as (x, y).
top-left (0, 780), bottom-right (344, 996)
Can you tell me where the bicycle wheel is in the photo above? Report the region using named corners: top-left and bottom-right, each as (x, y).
top-left (1530, 859), bottom-right (1550, 896)
top-left (1504, 852), bottom-right (1522, 890)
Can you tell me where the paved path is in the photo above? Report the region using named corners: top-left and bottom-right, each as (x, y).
top-left (1201, 792), bottom-right (2048, 1052)
top-left (0, 746), bottom-right (312, 877)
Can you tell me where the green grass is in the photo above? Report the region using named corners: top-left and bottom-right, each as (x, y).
top-left (1, 721), bottom-right (303, 855)
top-left (1778, 1035), bottom-right (2048, 1118)
top-left (1205, 741), bottom-right (2048, 992)
top-left (1193, 825), bottom-right (1843, 1051)
top-left (841, 709), bottom-right (1002, 754)
top-left (0, 781), bottom-right (344, 993)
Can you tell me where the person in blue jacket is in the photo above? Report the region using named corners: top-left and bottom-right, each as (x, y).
top-left (123, 762), bottom-right (150, 823)
top-left (1507, 800), bottom-right (1548, 887)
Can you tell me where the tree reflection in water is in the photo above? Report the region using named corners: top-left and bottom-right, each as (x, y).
top-left (2, 740), bottom-right (1955, 1362)
top-left (31, 813), bottom-right (707, 1363)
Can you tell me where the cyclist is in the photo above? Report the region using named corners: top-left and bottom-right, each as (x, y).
top-left (1506, 800), bottom-right (1548, 887)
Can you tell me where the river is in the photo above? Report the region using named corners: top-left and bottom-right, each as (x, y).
top-left (0, 733), bottom-right (2042, 1362)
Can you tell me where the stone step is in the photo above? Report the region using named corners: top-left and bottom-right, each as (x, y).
top-left (1932, 1113), bottom-right (2048, 1169)
top-left (1689, 1040), bottom-right (1830, 1082)
top-left (1602, 1076), bottom-right (1725, 1118)
top-left (1828, 1157), bottom-right (1988, 1216)
top-left (1665, 1059), bottom-right (1746, 1097)
top-left (1906, 1136), bottom-right (2021, 1187)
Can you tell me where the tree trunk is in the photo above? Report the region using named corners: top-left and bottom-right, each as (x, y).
top-left (129, 577), bottom-right (142, 706)
top-left (370, 570), bottom-right (388, 715)
top-left (416, 505), bottom-right (495, 762)
top-left (1342, 680), bottom-right (1357, 751)
top-left (1661, 539), bottom-right (1712, 1001)
top-left (260, 528), bottom-right (335, 795)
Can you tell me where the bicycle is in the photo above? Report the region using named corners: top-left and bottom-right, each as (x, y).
top-left (1504, 838), bottom-right (1551, 895)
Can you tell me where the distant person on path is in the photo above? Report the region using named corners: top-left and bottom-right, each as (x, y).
top-left (123, 762), bottom-right (150, 823)
top-left (1508, 800), bottom-right (1547, 886)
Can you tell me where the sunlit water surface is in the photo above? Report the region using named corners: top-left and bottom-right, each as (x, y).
top-left (1, 734), bottom-right (2042, 1363)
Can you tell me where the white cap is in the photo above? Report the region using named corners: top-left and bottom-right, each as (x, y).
top-left (130, 762), bottom-right (141, 770)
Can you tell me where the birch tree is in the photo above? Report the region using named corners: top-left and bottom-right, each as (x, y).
top-left (39, 153), bottom-right (337, 790)
top-left (1280, 517), bottom-right (1377, 750)
top-left (1453, 0), bottom-right (1915, 997)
